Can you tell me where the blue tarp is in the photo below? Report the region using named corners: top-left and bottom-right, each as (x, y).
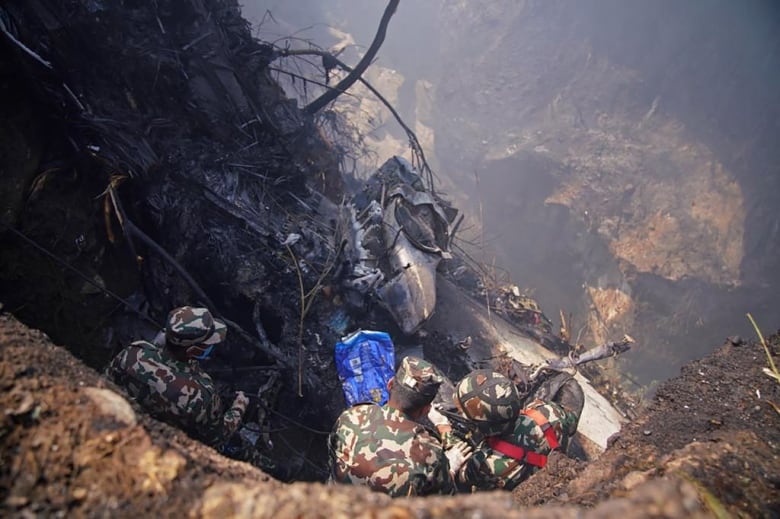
top-left (335, 330), bottom-right (396, 406)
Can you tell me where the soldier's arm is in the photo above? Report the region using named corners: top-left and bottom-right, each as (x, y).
top-left (427, 404), bottom-right (460, 450)
top-left (454, 449), bottom-right (503, 492)
top-left (220, 391), bottom-right (249, 439)
top-left (104, 351), bottom-right (123, 380)
top-left (417, 431), bottom-right (457, 495)
top-left (425, 454), bottom-right (456, 495)
top-left (104, 345), bottom-right (138, 384)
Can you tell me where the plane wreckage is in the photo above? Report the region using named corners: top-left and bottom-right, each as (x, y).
top-left (0, 0), bottom-right (631, 479)
top-left (340, 156), bottom-right (460, 335)
top-left (337, 156), bottom-right (629, 453)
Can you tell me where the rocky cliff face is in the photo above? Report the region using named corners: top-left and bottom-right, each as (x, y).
top-left (425, 0), bottom-right (780, 383)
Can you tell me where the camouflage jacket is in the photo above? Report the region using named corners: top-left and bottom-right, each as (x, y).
top-left (456, 399), bottom-right (578, 491)
top-left (106, 340), bottom-right (247, 445)
top-left (329, 403), bottom-right (455, 497)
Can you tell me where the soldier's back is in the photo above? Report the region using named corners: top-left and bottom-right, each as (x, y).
top-left (106, 340), bottom-right (220, 441)
top-left (459, 399), bottom-right (578, 491)
top-left (329, 403), bottom-right (452, 497)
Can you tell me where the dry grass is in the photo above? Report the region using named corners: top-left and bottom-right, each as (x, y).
top-left (747, 313), bottom-right (780, 414)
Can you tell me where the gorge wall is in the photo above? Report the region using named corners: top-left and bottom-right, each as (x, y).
top-left (244, 0), bottom-right (780, 386)
top-left (428, 0), bottom-right (780, 385)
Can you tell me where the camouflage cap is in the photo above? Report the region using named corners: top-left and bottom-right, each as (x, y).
top-left (165, 306), bottom-right (227, 347)
top-left (395, 356), bottom-right (443, 398)
top-left (455, 370), bottom-right (522, 435)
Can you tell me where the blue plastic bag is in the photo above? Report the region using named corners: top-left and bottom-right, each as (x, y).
top-left (335, 330), bottom-right (396, 406)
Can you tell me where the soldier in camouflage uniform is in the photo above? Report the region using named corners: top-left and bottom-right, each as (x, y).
top-left (106, 306), bottom-right (249, 446)
top-left (328, 356), bottom-right (472, 497)
top-left (452, 370), bottom-right (583, 491)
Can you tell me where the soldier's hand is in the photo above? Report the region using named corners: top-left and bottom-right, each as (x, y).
top-left (235, 391), bottom-right (249, 409)
top-left (428, 404), bottom-right (453, 437)
top-left (445, 440), bottom-right (473, 476)
top-left (428, 404), bottom-right (450, 427)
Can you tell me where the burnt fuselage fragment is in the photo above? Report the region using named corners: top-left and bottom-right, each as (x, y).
top-left (341, 157), bottom-right (459, 335)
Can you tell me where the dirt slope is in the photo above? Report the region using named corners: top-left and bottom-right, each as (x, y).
top-left (515, 332), bottom-right (780, 517)
top-left (2, 309), bottom-right (777, 517)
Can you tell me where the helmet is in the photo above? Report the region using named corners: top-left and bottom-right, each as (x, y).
top-left (165, 306), bottom-right (226, 359)
top-left (455, 370), bottom-right (522, 436)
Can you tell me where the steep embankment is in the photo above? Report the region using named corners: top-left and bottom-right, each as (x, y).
top-left (428, 0), bottom-right (780, 385)
top-left (2, 311), bottom-right (777, 517)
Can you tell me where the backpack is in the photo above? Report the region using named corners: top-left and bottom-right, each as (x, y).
top-left (335, 330), bottom-right (396, 406)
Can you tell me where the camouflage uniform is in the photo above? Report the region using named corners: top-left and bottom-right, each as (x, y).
top-left (456, 398), bottom-right (578, 491)
top-left (328, 356), bottom-right (455, 497)
top-left (106, 307), bottom-right (248, 446)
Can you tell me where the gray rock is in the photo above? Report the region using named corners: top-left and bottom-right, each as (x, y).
top-left (83, 387), bottom-right (137, 427)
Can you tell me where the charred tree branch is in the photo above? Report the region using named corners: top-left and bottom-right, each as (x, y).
top-left (302, 0), bottom-right (399, 115)
top-left (0, 14), bottom-right (53, 69)
top-left (110, 187), bottom-right (288, 366)
top-left (276, 46), bottom-right (436, 192)
top-left (286, 242), bottom-right (307, 398)
top-left (267, 65), bottom-right (359, 100)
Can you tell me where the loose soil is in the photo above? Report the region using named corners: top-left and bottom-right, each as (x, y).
top-left (2, 310), bottom-right (777, 517)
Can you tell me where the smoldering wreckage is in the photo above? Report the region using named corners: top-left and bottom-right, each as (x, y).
top-left (2, 0), bottom-right (775, 515)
